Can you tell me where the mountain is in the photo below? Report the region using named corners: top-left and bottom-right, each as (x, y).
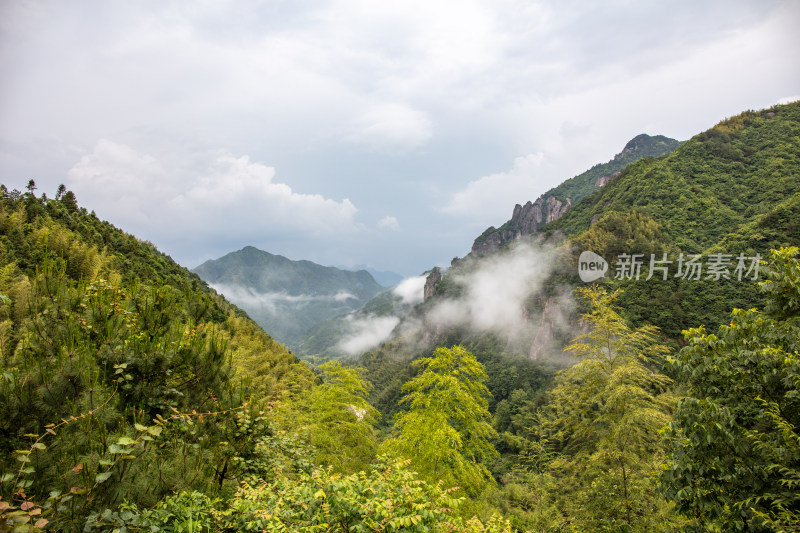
top-left (193, 246), bottom-right (387, 350)
top-left (337, 264), bottom-right (404, 287)
top-left (472, 134), bottom-right (681, 255)
top-left (0, 186), bottom-right (311, 530)
top-left (543, 106), bottom-right (800, 249)
top-left (430, 102), bottom-right (800, 347)
top-left (347, 102), bottom-right (800, 423)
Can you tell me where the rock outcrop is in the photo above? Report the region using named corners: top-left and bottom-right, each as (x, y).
top-left (595, 171), bottom-right (621, 187)
top-left (529, 297), bottom-right (560, 360)
top-left (469, 134), bottom-right (680, 257)
top-left (423, 268), bottom-right (441, 301)
top-left (471, 195), bottom-right (571, 255)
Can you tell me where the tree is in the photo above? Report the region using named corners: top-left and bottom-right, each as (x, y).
top-left (86, 457), bottom-right (514, 532)
top-left (26, 179), bottom-right (36, 194)
top-left (297, 361), bottom-right (379, 474)
top-left (519, 286), bottom-right (677, 531)
top-left (55, 184), bottom-right (66, 200)
top-left (381, 345), bottom-right (498, 497)
top-left (661, 247), bottom-right (800, 532)
top-left (60, 190), bottom-right (78, 212)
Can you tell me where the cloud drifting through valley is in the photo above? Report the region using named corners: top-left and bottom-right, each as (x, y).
top-left (426, 244), bottom-right (562, 345)
top-left (210, 283), bottom-right (357, 316)
top-left (334, 243), bottom-right (573, 358)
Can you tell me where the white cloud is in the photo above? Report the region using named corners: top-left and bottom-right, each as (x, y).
top-left (333, 291), bottom-right (357, 302)
top-left (346, 103), bottom-right (433, 153)
top-left (428, 243), bottom-right (556, 340)
top-left (67, 140), bottom-right (360, 260)
top-left (777, 95), bottom-right (800, 105)
top-left (209, 283), bottom-right (358, 315)
top-left (377, 215), bottom-right (400, 231)
top-left (393, 275), bottom-right (426, 304)
top-left (337, 315), bottom-right (400, 355)
top-left (3, 0), bottom-right (798, 276)
top-left (442, 152), bottom-right (546, 223)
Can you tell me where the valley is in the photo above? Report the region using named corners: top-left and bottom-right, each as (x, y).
top-left (1, 101), bottom-right (799, 531)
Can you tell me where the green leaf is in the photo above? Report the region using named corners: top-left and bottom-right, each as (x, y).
top-left (95, 472), bottom-right (113, 484)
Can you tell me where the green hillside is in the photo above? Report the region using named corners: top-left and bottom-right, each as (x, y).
top-left (347, 103), bottom-right (800, 531)
top-left (352, 103), bottom-right (799, 415)
top-left (0, 186), bottom-right (315, 530)
top-left (1, 102), bottom-right (798, 532)
top-left (545, 133), bottom-right (681, 205)
top-left (194, 246), bottom-right (386, 351)
top-left (473, 134), bottom-right (680, 253)
top-left (538, 101), bottom-right (800, 336)
top-left (545, 104), bottom-right (800, 248)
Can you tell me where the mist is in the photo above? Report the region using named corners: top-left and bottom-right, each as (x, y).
top-left (337, 315), bottom-right (401, 356)
top-left (209, 283), bottom-right (357, 315)
top-left (428, 244), bottom-right (558, 341)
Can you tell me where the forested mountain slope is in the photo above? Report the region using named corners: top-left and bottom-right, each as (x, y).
top-left (472, 133), bottom-right (680, 255)
top-left (194, 246), bottom-right (386, 351)
top-left (0, 186), bottom-right (517, 532)
top-left (425, 101), bottom-right (800, 347)
top-left (541, 101), bottom-right (800, 336)
top-left (0, 186), bottom-right (313, 530)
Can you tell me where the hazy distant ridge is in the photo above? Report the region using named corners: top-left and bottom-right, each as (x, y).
top-left (194, 246), bottom-right (386, 349)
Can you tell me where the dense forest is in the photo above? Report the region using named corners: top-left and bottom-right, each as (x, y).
top-left (2, 102), bottom-right (800, 532)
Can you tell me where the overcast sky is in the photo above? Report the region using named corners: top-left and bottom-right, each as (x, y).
top-left (1, 0), bottom-right (798, 276)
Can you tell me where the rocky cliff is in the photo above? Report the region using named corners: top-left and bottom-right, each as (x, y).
top-left (471, 134), bottom-right (680, 255)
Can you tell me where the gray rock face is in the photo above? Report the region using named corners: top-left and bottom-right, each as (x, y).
top-left (423, 268), bottom-right (442, 301)
top-left (471, 195), bottom-right (572, 255)
top-left (595, 171), bottom-right (621, 188)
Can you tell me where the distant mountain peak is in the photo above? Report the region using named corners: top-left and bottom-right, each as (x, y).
top-left (470, 133), bottom-right (680, 255)
top-left (193, 247), bottom-right (386, 349)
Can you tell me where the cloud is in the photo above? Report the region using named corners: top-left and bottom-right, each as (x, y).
top-left (337, 315), bottom-right (401, 355)
top-left (346, 102), bottom-right (433, 153)
top-left (3, 0), bottom-right (798, 277)
top-left (393, 275), bottom-right (426, 304)
top-left (442, 152), bottom-right (546, 224)
top-left (427, 243), bottom-right (557, 341)
top-left (333, 291), bottom-right (358, 302)
top-left (209, 283), bottom-right (357, 315)
top-left (67, 139), bottom-right (360, 264)
top-left (377, 215), bottom-right (400, 231)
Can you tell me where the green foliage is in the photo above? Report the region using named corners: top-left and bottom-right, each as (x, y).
top-left (87, 457), bottom-right (513, 532)
top-left (474, 133), bottom-right (680, 251)
top-left (661, 247), bottom-right (800, 531)
top-left (535, 103), bottom-right (800, 337)
top-left (548, 103), bottom-right (800, 250)
top-left (381, 346), bottom-right (498, 498)
top-left (293, 361), bottom-right (380, 474)
top-left (0, 186), bottom-right (310, 531)
top-left (499, 286), bottom-right (679, 531)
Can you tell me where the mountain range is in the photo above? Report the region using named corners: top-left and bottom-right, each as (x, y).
top-left (193, 246), bottom-right (387, 350)
top-left (2, 100), bottom-right (798, 531)
top-left (472, 133), bottom-right (681, 255)
top-left (286, 134), bottom-right (686, 360)
top-left (432, 102), bottom-right (800, 348)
